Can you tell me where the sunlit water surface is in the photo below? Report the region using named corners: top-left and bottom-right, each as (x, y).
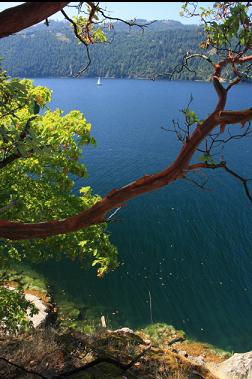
top-left (33, 78), bottom-right (252, 352)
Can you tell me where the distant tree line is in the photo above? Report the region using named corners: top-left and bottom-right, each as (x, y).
top-left (0, 20), bottom-right (217, 80)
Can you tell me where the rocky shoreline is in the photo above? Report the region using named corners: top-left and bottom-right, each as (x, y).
top-left (2, 322), bottom-right (250, 379)
top-left (1, 269), bottom-right (252, 378)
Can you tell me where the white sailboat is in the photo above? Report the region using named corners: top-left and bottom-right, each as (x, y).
top-left (69, 63), bottom-right (73, 77)
top-left (97, 77), bottom-right (102, 86)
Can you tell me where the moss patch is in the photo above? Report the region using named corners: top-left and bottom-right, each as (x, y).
top-left (137, 322), bottom-right (186, 346)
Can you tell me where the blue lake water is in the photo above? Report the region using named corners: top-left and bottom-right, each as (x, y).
top-left (34, 78), bottom-right (252, 352)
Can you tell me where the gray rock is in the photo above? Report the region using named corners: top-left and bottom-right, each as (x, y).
top-left (209, 351), bottom-right (252, 379)
top-left (188, 355), bottom-right (205, 366)
top-left (114, 327), bottom-right (134, 334)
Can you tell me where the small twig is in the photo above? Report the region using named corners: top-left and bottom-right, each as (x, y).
top-left (184, 176), bottom-right (210, 191)
top-left (148, 290), bottom-right (153, 324)
top-left (154, 52), bottom-right (215, 81)
top-left (87, 2), bottom-right (156, 31)
top-left (188, 162), bottom-right (252, 203)
top-left (223, 165), bottom-right (252, 203)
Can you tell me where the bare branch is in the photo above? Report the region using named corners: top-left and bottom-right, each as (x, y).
top-left (188, 162), bottom-right (252, 203)
top-left (184, 175), bottom-right (210, 190)
top-left (154, 52), bottom-right (215, 81)
top-left (61, 9), bottom-right (91, 76)
top-left (87, 2), bottom-right (156, 30)
top-left (223, 165), bottom-right (252, 203)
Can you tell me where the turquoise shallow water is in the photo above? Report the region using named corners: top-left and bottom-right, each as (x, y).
top-left (34, 78), bottom-right (252, 352)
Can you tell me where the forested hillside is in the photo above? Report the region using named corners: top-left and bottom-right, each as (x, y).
top-left (0, 20), bottom-right (213, 80)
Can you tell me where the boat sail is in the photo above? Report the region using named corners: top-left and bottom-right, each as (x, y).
top-left (69, 63), bottom-right (73, 77)
top-left (97, 77), bottom-right (102, 86)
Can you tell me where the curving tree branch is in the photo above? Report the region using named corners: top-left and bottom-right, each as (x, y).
top-left (2, 99), bottom-right (252, 240)
top-left (1, 3), bottom-right (252, 240)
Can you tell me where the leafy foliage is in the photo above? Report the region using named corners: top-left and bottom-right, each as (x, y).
top-left (0, 70), bottom-right (118, 278)
top-left (182, 2), bottom-right (252, 51)
top-left (183, 108), bottom-right (200, 126)
top-left (73, 15), bottom-right (107, 44)
top-left (0, 285), bottom-right (38, 333)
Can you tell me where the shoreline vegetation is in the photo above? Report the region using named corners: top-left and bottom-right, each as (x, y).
top-left (2, 18), bottom-right (252, 83)
top-left (11, 75), bottom-right (245, 84)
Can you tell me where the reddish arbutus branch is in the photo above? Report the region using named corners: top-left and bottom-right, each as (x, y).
top-left (1, 5), bottom-right (252, 240)
top-left (0, 2), bottom-right (70, 38)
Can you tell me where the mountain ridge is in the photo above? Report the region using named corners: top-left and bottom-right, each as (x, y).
top-left (0, 20), bottom-right (210, 80)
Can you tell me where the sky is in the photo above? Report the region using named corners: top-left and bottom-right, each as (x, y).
top-left (0, 2), bottom-right (214, 24)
